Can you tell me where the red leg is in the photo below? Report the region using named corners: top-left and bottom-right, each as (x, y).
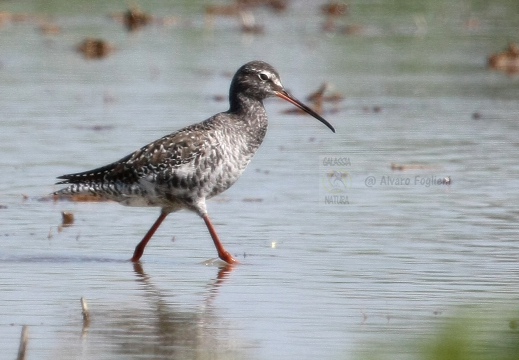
top-left (131, 211), bottom-right (168, 262)
top-left (202, 214), bottom-right (239, 264)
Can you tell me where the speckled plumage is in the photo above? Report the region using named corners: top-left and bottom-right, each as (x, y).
top-left (55, 61), bottom-right (335, 264)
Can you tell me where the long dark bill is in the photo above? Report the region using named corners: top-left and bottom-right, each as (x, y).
top-left (275, 90), bottom-right (336, 133)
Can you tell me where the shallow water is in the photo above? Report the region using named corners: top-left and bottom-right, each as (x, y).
top-left (1, 1), bottom-right (519, 359)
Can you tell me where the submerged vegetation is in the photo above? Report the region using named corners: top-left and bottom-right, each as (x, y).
top-left (355, 309), bottom-right (519, 360)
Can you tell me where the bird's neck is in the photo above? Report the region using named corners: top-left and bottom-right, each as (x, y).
top-left (228, 93), bottom-right (268, 147)
top-left (229, 91), bottom-right (260, 111)
top-left (229, 93), bottom-right (267, 125)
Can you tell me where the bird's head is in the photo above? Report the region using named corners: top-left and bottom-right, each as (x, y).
top-left (230, 61), bottom-right (335, 133)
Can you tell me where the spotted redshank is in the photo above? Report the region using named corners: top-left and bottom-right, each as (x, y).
top-left (55, 61), bottom-right (335, 264)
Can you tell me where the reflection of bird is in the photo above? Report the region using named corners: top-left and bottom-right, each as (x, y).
top-left (328, 171), bottom-right (348, 192)
top-left (55, 61), bottom-right (335, 264)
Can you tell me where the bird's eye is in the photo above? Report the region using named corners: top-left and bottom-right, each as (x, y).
top-left (258, 72), bottom-right (270, 81)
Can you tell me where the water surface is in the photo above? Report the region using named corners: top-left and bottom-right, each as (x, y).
top-left (1, 1), bottom-right (519, 359)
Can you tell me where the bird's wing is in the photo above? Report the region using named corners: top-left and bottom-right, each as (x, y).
top-left (56, 121), bottom-right (218, 185)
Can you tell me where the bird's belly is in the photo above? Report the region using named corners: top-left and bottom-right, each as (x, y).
top-left (167, 152), bottom-right (251, 201)
top-left (205, 167), bottom-right (243, 199)
top-left (203, 150), bottom-right (253, 198)
top-left (117, 140), bottom-right (256, 208)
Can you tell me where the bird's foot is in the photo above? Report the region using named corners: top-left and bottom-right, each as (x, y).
top-left (219, 251), bottom-right (240, 265)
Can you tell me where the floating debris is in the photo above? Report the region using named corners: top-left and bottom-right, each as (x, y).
top-left (205, 4), bottom-right (241, 18)
top-left (17, 325), bottom-right (29, 360)
top-left (306, 83), bottom-right (328, 108)
top-left (302, 83), bottom-right (325, 115)
top-left (77, 38), bottom-right (114, 59)
top-left (0, 204), bottom-right (7, 209)
top-left (321, 2), bottom-right (357, 34)
top-left (282, 82), bottom-right (343, 116)
top-left (488, 43), bottom-right (519, 75)
top-left (323, 21), bottom-right (363, 35)
top-left (61, 211), bottom-right (75, 227)
top-left (0, 11), bottom-right (12, 26)
top-left (212, 94), bottom-right (227, 102)
top-left (111, 7), bottom-right (179, 30)
top-left (123, 7), bottom-right (152, 31)
top-left (81, 297), bottom-right (91, 324)
top-left (321, 2), bottom-right (349, 17)
top-left (307, 82), bottom-right (344, 104)
top-left (237, 0), bottom-right (288, 12)
top-left (362, 105), bottom-right (382, 113)
top-left (39, 22), bottom-right (61, 35)
top-left (0, 11), bottom-right (40, 26)
top-left (242, 197), bottom-right (263, 202)
top-left (204, 0), bottom-right (273, 33)
top-left (464, 17), bottom-right (480, 31)
top-left (91, 124), bottom-right (113, 131)
top-left (74, 124), bottom-right (115, 132)
top-left (81, 297), bottom-right (91, 338)
top-left (239, 10), bottom-right (264, 34)
top-left (205, 4), bottom-right (264, 34)
top-left (391, 163), bottom-right (437, 171)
